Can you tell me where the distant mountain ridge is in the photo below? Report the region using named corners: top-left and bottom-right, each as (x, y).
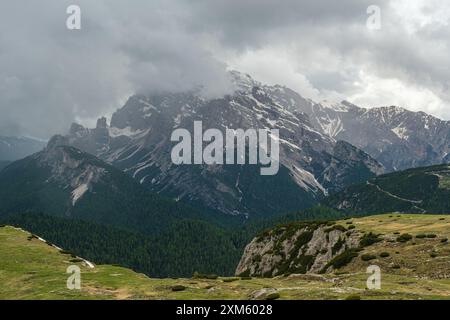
top-left (0, 136), bottom-right (46, 161)
top-left (323, 163), bottom-right (450, 215)
top-left (281, 96), bottom-right (450, 171)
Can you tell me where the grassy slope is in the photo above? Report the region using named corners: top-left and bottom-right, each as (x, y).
top-left (1, 214), bottom-right (450, 300)
top-left (335, 214), bottom-right (450, 281)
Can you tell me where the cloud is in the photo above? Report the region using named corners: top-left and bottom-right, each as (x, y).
top-left (0, 0), bottom-right (449, 138)
top-left (215, 0), bottom-right (450, 119)
top-left (0, 0), bottom-right (233, 138)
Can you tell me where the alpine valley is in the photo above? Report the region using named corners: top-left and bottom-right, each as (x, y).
top-left (1, 71), bottom-right (450, 294)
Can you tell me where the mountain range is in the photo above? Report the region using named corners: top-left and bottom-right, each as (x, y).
top-left (288, 98), bottom-right (450, 172)
top-left (1, 71), bottom-right (450, 278)
top-left (55, 71), bottom-right (450, 218)
top-left (61, 72), bottom-right (384, 217)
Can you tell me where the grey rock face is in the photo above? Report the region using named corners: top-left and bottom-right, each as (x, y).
top-left (235, 223), bottom-right (361, 277)
top-left (33, 139), bottom-right (108, 208)
top-left (288, 99), bottom-right (450, 172)
top-left (61, 72), bottom-right (383, 217)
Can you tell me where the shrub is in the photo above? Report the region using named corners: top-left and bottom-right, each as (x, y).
top-left (396, 234), bottom-right (413, 243)
top-left (222, 278), bottom-right (239, 283)
top-left (240, 276), bottom-right (252, 280)
top-left (439, 218), bottom-right (445, 221)
top-left (262, 271), bottom-right (273, 278)
top-left (265, 293), bottom-right (280, 300)
top-left (391, 264), bottom-right (401, 269)
top-left (193, 272), bottom-right (218, 279)
top-left (347, 225), bottom-right (356, 230)
top-left (379, 252), bottom-right (390, 258)
top-left (441, 238), bottom-right (448, 243)
top-left (346, 221), bottom-right (353, 225)
top-left (361, 254), bottom-right (377, 261)
top-left (252, 255), bottom-right (262, 263)
top-left (345, 294), bottom-right (361, 300)
top-left (430, 253), bottom-right (438, 258)
top-left (415, 234), bottom-right (427, 239)
top-left (322, 249), bottom-right (359, 272)
top-left (69, 258), bottom-right (83, 263)
top-left (326, 225), bottom-right (347, 233)
top-left (426, 234), bottom-right (437, 239)
top-left (59, 250), bottom-right (72, 255)
top-left (332, 238), bottom-right (345, 255)
top-left (393, 232), bottom-right (400, 235)
top-left (171, 285), bottom-right (186, 292)
top-left (359, 232), bottom-right (382, 247)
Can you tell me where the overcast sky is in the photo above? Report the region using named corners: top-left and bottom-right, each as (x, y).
top-left (1, 0), bottom-right (449, 138)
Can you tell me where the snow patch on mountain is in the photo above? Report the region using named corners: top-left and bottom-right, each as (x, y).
top-left (317, 115), bottom-right (344, 138)
top-left (391, 125), bottom-right (409, 140)
top-left (108, 127), bottom-right (149, 138)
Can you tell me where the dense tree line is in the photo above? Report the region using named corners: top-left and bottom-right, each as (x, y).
top-left (0, 206), bottom-right (344, 278)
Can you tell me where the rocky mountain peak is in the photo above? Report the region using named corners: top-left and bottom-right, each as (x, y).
top-left (96, 117), bottom-right (108, 129)
top-left (229, 70), bottom-right (261, 93)
top-left (59, 72), bottom-right (384, 217)
top-left (45, 135), bottom-right (70, 151)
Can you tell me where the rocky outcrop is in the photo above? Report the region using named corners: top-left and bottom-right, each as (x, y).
top-left (236, 222), bottom-right (361, 277)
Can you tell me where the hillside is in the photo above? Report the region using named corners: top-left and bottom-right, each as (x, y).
top-left (1, 215), bottom-right (450, 300)
top-left (235, 213), bottom-right (450, 299)
top-left (0, 207), bottom-right (344, 278)
top-left (0, 160), bottom-right (10, 171)
top-left (0, 136), bottom-right (232, 235)
top-left (323, 164), bottom-right (450, 215)
top-left (0, 213), bottom-right (241, 278)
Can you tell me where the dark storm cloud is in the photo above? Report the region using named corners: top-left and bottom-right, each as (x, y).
top-left (0, 0), bottom-right (232, 138)
top-left (0, 0), bottom-right (449, 138)
top-left (185, 0), bottom-right (386, 49)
